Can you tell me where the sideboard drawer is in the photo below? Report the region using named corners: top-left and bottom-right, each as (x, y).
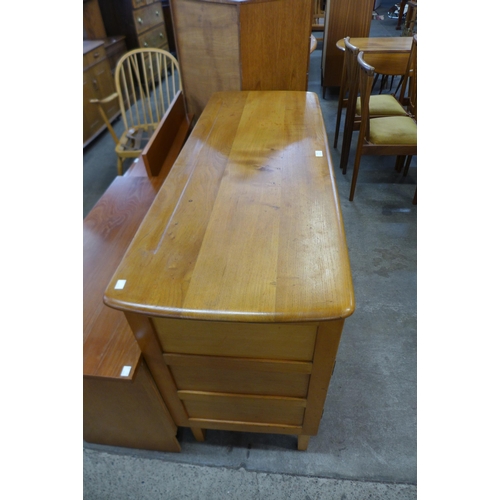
top-left (164, 353), bottom-right (312, 398)
top-left (133, 3), bottom-right (164, 35)
top-left (178, 391), bottom-right (306, 426)
top-left (152, 318), bottom-right (318, 361)
top-left (83, 45), bottom-right (106, 70)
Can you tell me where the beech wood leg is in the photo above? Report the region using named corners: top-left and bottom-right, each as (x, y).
top-left (298, 435), bottom-right (310, 451)
top-left (117, 156), bottom-right (124, 176)
top-left (403, 156), bottom-right (413, 176)
top-left (191, 427), bottom-right (206, 442)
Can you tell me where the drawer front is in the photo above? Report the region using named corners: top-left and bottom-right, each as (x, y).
top-left (133, 3), bottom-right (164, 35)
top-left (165, 353), bottom-right (311, 398)
top-left (132, 0), bottom-right (154, 8)
top-left (137, 23), bottom-right (168, 49)
top-left (83, 45), bottom-right (106, 70)
top-left (179, 391), bottom-right (306, 426)
top-left (152, 318), bottom-right (318, 361)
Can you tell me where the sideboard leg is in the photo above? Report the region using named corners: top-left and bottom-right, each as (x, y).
top-left (191, 427), bottom-right (206, 442)
top-left (297, 435), bottom-right (310, 451)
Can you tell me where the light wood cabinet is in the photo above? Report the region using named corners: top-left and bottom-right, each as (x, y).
top-left (170, 0), bottom-right (313, 119)
top-left (83, 40), bottom-right (120, 147)
top-left (98, 0), bottom-right (169, 52)
top-left (321, 0), bottom-right (373, 91)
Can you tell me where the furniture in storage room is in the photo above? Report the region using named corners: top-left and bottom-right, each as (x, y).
top-left (83, 100), bottom-right (194, 451)
top-left (321, 0), bottom-right (373, 94)
top-left (98, 0), bottom-right (169, 53)
top-left (83, 40), bottom-right (121, 147)
top-left (104, 91), bottom-right (356, 451)
top-left (170, 0), bottom-right (313, 120)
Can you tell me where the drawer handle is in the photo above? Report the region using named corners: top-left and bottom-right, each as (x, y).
top-left (137, 17), bottom-right (143, 24)
top-left (92, 79), bottom-right (99, 91)
top-left (143, 42), bottom-right (149, 47)
top-left (155, 10), bottom-right (159, 16)
top-left (159, 32), bottom-right (164, 38)
top-left (93, 52), bottom-right (100, 58)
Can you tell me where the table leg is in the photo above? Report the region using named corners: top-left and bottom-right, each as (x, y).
top-left (298, 435), bottom-right (310, 451)
top-left (191, 427), bottom-right (206, 442)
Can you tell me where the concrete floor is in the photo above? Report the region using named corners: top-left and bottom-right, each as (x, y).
top-left (83, 5), bottom-right (417, 498)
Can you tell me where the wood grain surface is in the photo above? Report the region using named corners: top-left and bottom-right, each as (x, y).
top-left (104, 91), bottom-right (355, 323)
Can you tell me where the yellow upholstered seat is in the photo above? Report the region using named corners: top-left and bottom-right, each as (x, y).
top-left (349, 50), bottom-right (417, 201)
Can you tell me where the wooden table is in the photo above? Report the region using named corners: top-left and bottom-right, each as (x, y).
top-left (104, 91), bottom-right (355, 451)
top-left (336, 36), bottom-right (413, 53)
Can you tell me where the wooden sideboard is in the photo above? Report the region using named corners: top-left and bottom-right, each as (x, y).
top-left (321, 0), bottom-right (373, 92)
top-left (170, 0), bottom-right (313, 119)
top-left (98, 0), bottom-right (169, 52)
top-left (83, 40), bottom-right (120, 147)
top-left (104, 91), bottom-right (355, 451)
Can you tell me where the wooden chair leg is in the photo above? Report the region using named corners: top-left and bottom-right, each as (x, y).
top-left (412, 187), bottom-right (417, 205)
top-left (403, 155), bottom-right (413, 176)
top-left (395, 155), bottom-right (406, 172)
top-left (117, 156), bottom-right (124, 176)
top-left (349, 146), bottom-right (363, 201)
top-left (334, 99), bottom-right (345, 149)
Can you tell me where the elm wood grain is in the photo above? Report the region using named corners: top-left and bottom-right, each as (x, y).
top-left (104, 91), bottom-right (355, 449)
top-left (153, 318), bottom-right (317, 360)
top-left (321, 0), bottom-right (373, 91)
top-left (105, 91), bottom-right (354, 322)
top-left (179, 391), bottom-right (307, 426)
top-left (170, 0), bottom-right (312, 119)
top-left (83, 176), bottom-right (161, 378)
top-left (84, 359), bottom-right (180, 452)
top-left (165, 353), bottom-right (312, 397)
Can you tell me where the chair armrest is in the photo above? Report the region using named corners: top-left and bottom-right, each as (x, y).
top-left (90, 92), bottom-right (119, 105)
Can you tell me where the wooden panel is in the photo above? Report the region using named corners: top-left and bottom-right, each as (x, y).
top-left (239, 0), bottom-right (311, 91)
top-left (153, 318), bottom-right (318, 361)
top-left (141, 91), bottom-right (192, 177)
top-left (179, 391), bottom-right (306, 426)
top-left (362, 52), bottom-right (410, 76)
top-left (83, 176), bottom-right (162, 378)
top-left (321, 0), bottom-right (373, 88)
top-left (83, 0), bottom-right (107, 39)
top-left (83, 360), bottom-right (180, 452)
top-left (165, 353), bottom-right (311, 397)
top-left (170, 0), bottom-right (241, 118)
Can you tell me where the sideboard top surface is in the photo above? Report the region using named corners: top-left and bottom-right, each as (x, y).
top-left (104, 91), bottom-right (355, 323)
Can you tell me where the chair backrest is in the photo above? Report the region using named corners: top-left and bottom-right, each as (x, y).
top-left (114, 48), bottom-right (182, 132)
top-left (399, 35), bottom-right (417, 120)
top-left (356, 51), bottom-right (376, 141)
top-left (344, 37), bottom-right (361, 95)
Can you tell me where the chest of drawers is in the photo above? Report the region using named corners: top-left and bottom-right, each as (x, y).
top-left (83, 40), bottom-right (120, 146)
top-left (98, 0), bottom-right (168, 52)
top-left (104, 91), bottom-right (355, 451)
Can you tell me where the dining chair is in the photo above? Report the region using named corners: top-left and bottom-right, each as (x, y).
top-left (335, 37), bottom-right (409, 175)
top-left (90, 48), bottom-right (183, 175)
top-left (348, 50), bottom-right (417, 201)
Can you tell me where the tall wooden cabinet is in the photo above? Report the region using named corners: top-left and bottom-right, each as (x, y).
top-left (321, 0), bottom-right (373, 92)
top-left (98, 0), bottom-right (169, 52)
top-left (83, 40), bottom-right (121, 147)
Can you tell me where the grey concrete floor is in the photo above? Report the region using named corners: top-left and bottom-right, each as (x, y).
top-left (83, 6), bottom-right (417, 498)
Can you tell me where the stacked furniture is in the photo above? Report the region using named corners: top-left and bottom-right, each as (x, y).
top-left (170, 0), bottom-right (313, 119)
top-left (98, 0), bottom-right (169, 52)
